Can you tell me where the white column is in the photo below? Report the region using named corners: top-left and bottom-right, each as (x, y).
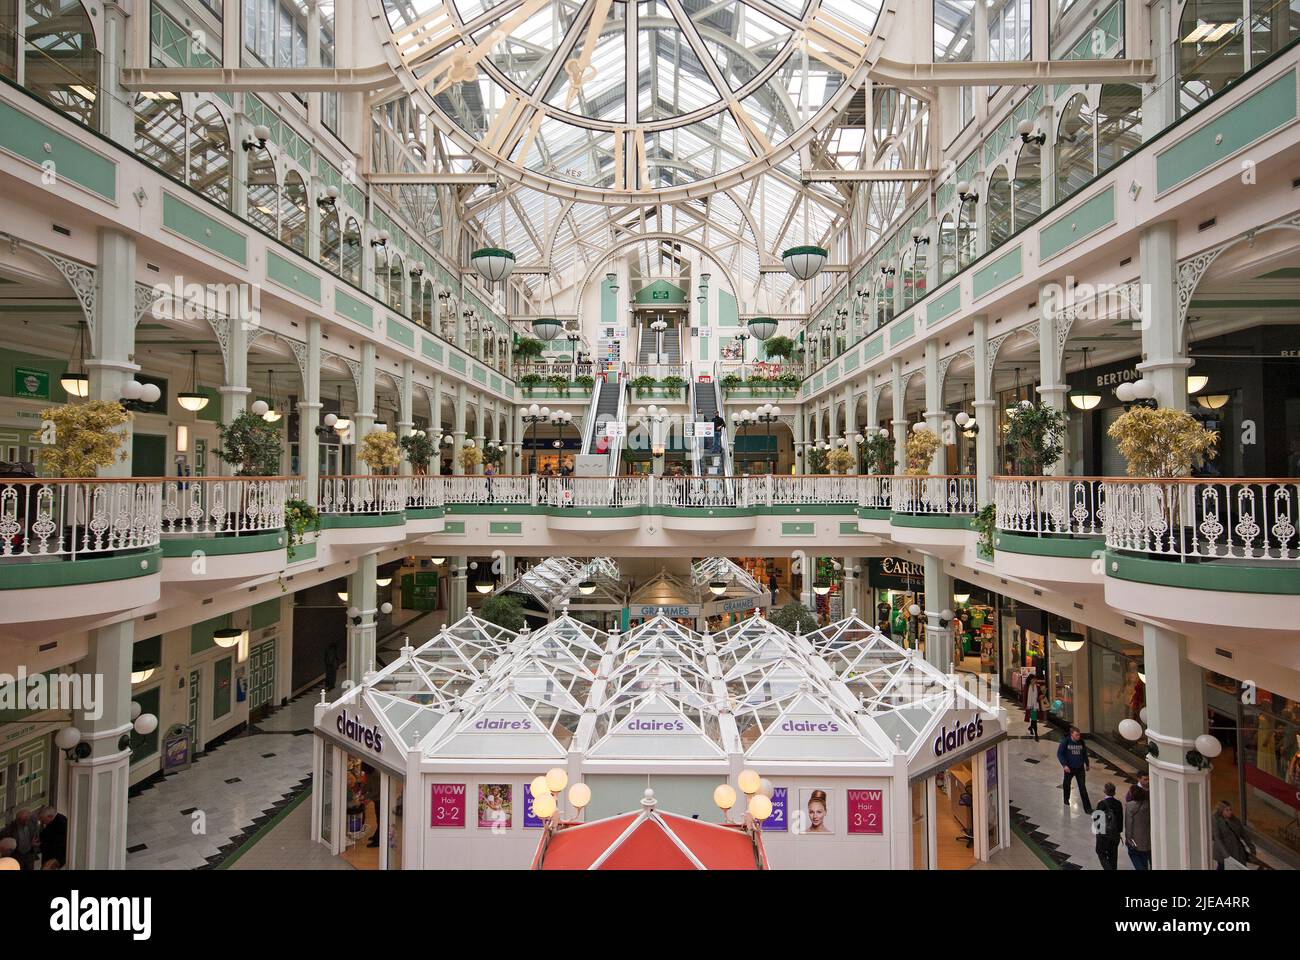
top-left (397, 359), bottom-right (415, 476)
top-left (66, 621), bottom-right (133, 868)
top-left (354, 344), bottom-right (377, 459)
top-left (924, 339), bottom-right (945, 473)
top-left (891, 358), bottom-right (908, 475)
top-left (1139, 221), bottom-right (1190, 409)
top-left (298, 317), bottom-right (322, 504)
top-left (1037, 285), bottom-right (1069, 475)
top-left (346, 554), bottom-right (379, 685)
top-left (449, 557), bottom-right (469, 619)
top-left (1143, 624), bottom-right (1212, 870)
top-left (99, 2), bottom-right (134, 146)
top-left (453, 384), bottom-right (467, 473)
top-left (87, 229), bottom-right (137, 476)
top-left (972, 315), bottom-right (997, 504)
top-left (923, 554), bottom-right (953, 670)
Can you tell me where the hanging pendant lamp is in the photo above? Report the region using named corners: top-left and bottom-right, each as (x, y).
top-left (177, 349), bottom-right (210, 412)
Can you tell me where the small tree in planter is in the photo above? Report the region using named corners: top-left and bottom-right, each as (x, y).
top-left (768, 600), bottom-right (819, 634)
top-left (826, 447), bottom-right (856, 474)
top-left (399, 432), bottom-right (436, 474)
top-left (514, 337), bottom-right (545, 363)
top-left (860, 432), bottom-right (895, 474)
top-left (807, 446), bottom-right (828, 474)
top-left (520, 372), bottom-right (542, 394)
top-left (36, 400), bottom-right (131, 477)
top-left (458, 444), bottom-right (483, 473)
top-left (479, 593), bottom-right (525, 631)
top-left (905, 428), bottom-right (943, 475)
top-left (483, 443), bottom-right (505, 469)
top-left (1004, 401), bottom-right (1065, 476)
top-left (763, 335), bottom-right (795, 362)
top-left (1107, 407), bottom-right (1219, 478)
top-left (358, 431), bottom-right (401, 474)
top-left (215, 410), bottom-right (283, 476)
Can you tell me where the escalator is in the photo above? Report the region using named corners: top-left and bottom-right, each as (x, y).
top-left (638, 323), bottom-right (682, 364)
top-left (691, 364), bottom-right (733, 477)
top-left (582, 374), bottom-right (628, 475)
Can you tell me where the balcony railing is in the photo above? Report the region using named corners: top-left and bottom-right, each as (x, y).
top-left (994, 477), bottom-right (1107, 537)
top-left (161, 477), bottom-right (295, 536)
top-left (891, 475), bottom-right (978, 515)
top-left (1104, 478), bottom-right (1300, 562)
top-left (405, 475), bottom-right (447, 509)
top-left (442, 476), bottom-right (533, 505)
top-left (857, 475), bottom-right (893, 510)
top-left (318, 475), bottom-right (405, 515)
top-left (540, 476), bottom-right (650, 508)
top-left (0, 478), bottom-right (161, 560)
top-left (771, 475), bottom-right (862, 504)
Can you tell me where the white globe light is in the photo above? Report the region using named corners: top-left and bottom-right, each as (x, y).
top-left (1131, 378), bottom-right (1156, 400)
top-left (380, 601), bottom-right (393, 615)
top-left (545, 767), bottom-right (569, 794)
top-left (568, 782), bottom-right (592, 810)
top-left (940, 608), bottom-right (955, 621)
top-left (347, 606), bottom-right (360, 619)
top-left (0, 858), bottom-right (19, 871)
top-left (1138, 707), bottom-right (1148, 724)
top-left (1118, 718), bottom-right (1145, 741)
top-left (529, 775), bottom-right (551, 800)
top-left (250, 399), bottom-right (269, 416)
top-left (121, 379), bottom-right (144, 400)
top-left (55, 727), bottom-right (82, 751)
top-left (1115, 382), bottom-right (1136, 402)
top-left (908, 603), bottom-right (922, 617)
top-left (713, 784), bottom-right (737, 811)
top-left (758, 778), bottom-right (774, 798)
top-left (738, 769), bottom-right (762, 795)
top-left (1019, 399), bottom-right (1032, 409)
top-left (130, 701), bottom-right (142, 720)
top-left (141, 382), bottom-right (162, 404)
top-left (323, 412), bottom-right (338, 427)
top-left (133, 713), bottom-right (159, 736)
top-left (748, 794), bottom-right (773, 821)
top-left (912, 422), bottom-right (927, 433)
top-left (1195, 734), bottom-right (1222, 758)
top-left (532, 792), bottom-right (557, 819)
top-left (955, 411), bottom-right (970, 426)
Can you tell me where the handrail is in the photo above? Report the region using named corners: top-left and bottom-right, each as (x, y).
top-left (993, 476), bottom-right (1107, 537)
top-left (161, 477), bottom-right (294, 536)
top-left (0, 478), bottom-right (162, 560)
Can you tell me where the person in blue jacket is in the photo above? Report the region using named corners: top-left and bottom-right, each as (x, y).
top-left (1057, 725), bottom-right (1093, 814)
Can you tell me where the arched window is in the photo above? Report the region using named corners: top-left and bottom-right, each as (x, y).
top-left (189, 102), bottom-right (232, 209)
top-left (422, 280), bottom-right (434, 330)
top-left (1055, 93), bottom-right (1095, 204)
top-left (938, 214), bottom-right (958, 281)
top-left (22, 0), bottom-right (100, 126)
top-left (876, 274), bottom-right (894, 327)
top-left (902, 249), bottom-right (920, 308)
top-left (1097, 84), bottom-right (1143, 172)
top-left (410, 273), bottom-right (425, 326)
top-left (319, 208), bottom-right (341, 273)
top-left (373, 249), bottom-right (389, 304)
top-left (246, 145), bottom-right (278, 237)
top-left (388, 255), bottom-right (404, 312)
top-left (987, 166), bottom-right (1012, 247)
top-left (1013, 141), bottom-right (1041, 230)
top-left (280, 171), bottom-right (308, 254)
top-left (957, 200), bottom-right (978, 269)
top-left (134, 93), bottom-right (186, 183)
top-left (341, 218), bottom-right (362, 286)
top-left (1177, 0), bottom-right (1246, 115)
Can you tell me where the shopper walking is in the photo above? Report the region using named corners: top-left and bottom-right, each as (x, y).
top-left (1124, 785), bottom-right (1152, 870)
top-left (1027, 693), bottom-right (1044, 742)
top-left (1211, 800), bottom-right (1255, 869)
top-left (1094, 782), bottom-right (1124, 870)
top-left (1125, 773), bottom-right (1150, 803)
top-left (1057, 725), bottom-right (1093, 813)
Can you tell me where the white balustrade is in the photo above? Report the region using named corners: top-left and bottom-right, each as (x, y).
top-left (318, 475), bottom-right (404, 514)
top-left (441, 475), bottom-right (532, 505)
top-left (857, 475), bottom-right (893, 510)
top-left (890, 475), bottom-right (977, 515)
top-left (0, 479), bottom-right (161, 560)
top-left (161, 477), bottom-right (293, 536)
top-left (540, 476), bottom-right (648, 508)
top-left (657, 475), bottom-right (745, 508)
top-left (994, 477), bottom-right (1107, 536)
top-left (771, 475), bottom-right (863, 504)
top-left (405, 475), bottom-right (447, 509)
top-left (1104, 478), bottom-right (1300, 562)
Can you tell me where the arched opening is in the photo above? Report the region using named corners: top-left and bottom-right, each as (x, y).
top-left (1177, 0), bottom-right (1245, 114)
top-left (987, 165), bottom-right (1012, 247)
top-left (342, 217), bottom-right (363, 286)
top-left (19, 0), bottom-right (100, 127)
top-left (246, 144), bottom-right (279, 237)
top-left (319, 208), bottom-right (341, 273)
top-left (957, 199), bottom-right (978, 269)
top-left (189, 102), bottom-right (232, 209)
top-left (939, 214), bottom-right (958, 281)
top-left (281, 171), bottom-right (308, 254)
top-left (1096, 84), bottom-right (1143, 172)
top-left (876, 272), bottom-right (895, 327)
top-left (387, 255), bottom-right (404, 312)
top-left (1055, 93), bottom-right (1095, 204)
top-left (1012, 140), bottom-right (1041, 229)
top-left (133, 93), bottom-right (186, 183)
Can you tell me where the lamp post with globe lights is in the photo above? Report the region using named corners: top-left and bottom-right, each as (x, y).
top-left (519, 403), bottom-right (550, 472)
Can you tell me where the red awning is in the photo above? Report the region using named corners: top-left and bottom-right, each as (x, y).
top-left (534, 805), bottom-right (766, 870)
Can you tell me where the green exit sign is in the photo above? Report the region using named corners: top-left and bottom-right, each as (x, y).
top-left (651, 289), bottom-right (670, 300)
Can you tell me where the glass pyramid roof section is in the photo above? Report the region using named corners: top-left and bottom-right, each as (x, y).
top-left (613, 614), bottom-right (712, 677)
top-left (502, 556), bottom-right (624, 609)
top-left (691, 557), bottom-right (764, 598)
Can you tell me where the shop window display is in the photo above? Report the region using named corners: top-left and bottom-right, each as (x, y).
top-left (1089, 630), bottom-right (1145, 759)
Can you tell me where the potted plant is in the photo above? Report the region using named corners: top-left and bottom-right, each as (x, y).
top-left (215, 410), bottom-right (283, 476)
top-left (284, 498), bottom-right (320, 559)
top-left (631, 374), bottom-right (657, 396)
top-left (483, 443), bottom-right (505, 468)
top-left (807, 446), bottom-right (829, 474)
top-left (478, 593), bottom-right (525, 631)
top-left (826, 446), bottom-right (856, 474)
top-left (546, 373), bottom-right (570, 395)
top-left (661, 375), bottom-right (686, 398)
top-left (860, 432), bottom-right (895, 474)
top-left (514, 337), bottom-right (545, 363)
top-left (458, 444), bottom-right (484, 473)
top-left (36, 400), bottom-right (131, 477)
top-left (1004, 401), bottom-right (1066, 476)
top-left (775, 371), bottom-right (802, 392)
top-left (575, 374), bottom-right (595, 392)
top-left (399, 432), bottom-right (436, 474)
top-left (748, 374), bottom-right (772, 392)
top-left (763, 335), bottom-right (795, 362)
top-left (721, 373), bottom-right (743, 394)
top-left (520, 372), bottom-right (541, 394)
top-left (905, 429), bottom-right (943, 475)
top-left (768, 600), bottom-right (819, 634)
top-left (358, 430), bottom-right (401, 475)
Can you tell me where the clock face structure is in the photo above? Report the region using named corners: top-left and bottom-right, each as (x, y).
top-left (373, 0), bottom-right (890, 203)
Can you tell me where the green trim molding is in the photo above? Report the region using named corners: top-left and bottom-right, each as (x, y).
top-left (161, 530), bottom-right (286, 558)
top-left (162, 191), bottom-right (248, 266)
top-left (266, 251), bottom-right (322, 303)
top-left (318, 511), bottom-right (406, 529)
top-left (335, 288), bottom-right (374, 328)
top-left (1106, 549), bottom-right (1300, 595)
top-left (890, 512), bottom-right (976, 529)
top-left (972, 245), bottom-right (1023, 299)
top-left (925, 286), bottom-right (962, 326)
top-left (1038, 185), bottom-right (1115, 261)
top-left (995, 531), bottom-right (1100, 558)
top-left (0, 547), bottom-right (160, 589)
top-left (0, 98), bottom-right (116, 200)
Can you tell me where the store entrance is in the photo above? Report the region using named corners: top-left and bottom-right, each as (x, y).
top-left (342, 757), bottom-right (382, 869)
top-left (319, 744), bottom-right (406, 870)
top-left (933, 760), bottom-right (977, 870)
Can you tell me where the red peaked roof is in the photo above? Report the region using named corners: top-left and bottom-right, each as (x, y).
top-left (534, 806), bottom-right (767, 870)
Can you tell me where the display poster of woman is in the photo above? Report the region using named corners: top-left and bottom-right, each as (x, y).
top-left (478, 784), bottom-right (513, 829)
top-left (798, 788), bottom-right (833, 834)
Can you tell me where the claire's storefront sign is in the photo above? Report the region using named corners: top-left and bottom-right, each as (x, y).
top-left (933, 714), bottom-right (985, 758)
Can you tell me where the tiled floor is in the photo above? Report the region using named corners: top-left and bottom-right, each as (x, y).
top-left (227, 796), bottom-right (353, 870)
top-left (125, 609), bottom-right (446, 870)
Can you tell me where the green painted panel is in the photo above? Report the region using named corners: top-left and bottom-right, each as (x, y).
top-left (1038, 185), bottom-right (1115, 261)
top-left (889, 314), bottom-right (916, 347)
top-left (491, 374), bottom-right (502, 392)
top-left (843, 350), bottom-right (859, 372)
top-left (250, 598), bottom-right (281, 630)
top-left (0, 99), bottom-right (116, 200)
top-left (0, 548), bottom-right (159, 589)
top-left (191, 613), bottom-right (232, 656)
top-left (1106, 550), bottom-right (1300, 595)
top-left (972, 245), bottom-right (1023, 299)
top-left (443, 520), bottom-right (465, 534)
top-left (781, 522), bottom-right (815, 536)
top-left (162, 192), bottom-right (247, 266)
top-left (839, 521), bottom-right (868, 535)
top-left (1156, 70), bottom-right (1297, 193)
top-left (863, 334), bottom-right (885, 361)
top-left (634, 279), bottom-right (686, 304)
top-left (450, 353), bottom-right (467, 374)
top-left (213, 656), bottom-right (232, 718)
top-left (489, 521), bottom-right (522, 535)
top-left (386, 315), bottom-right (415, 349)
top-left (422, 337), bottom-right (443, 362)
top-left (718, 290), bottom-right (739, 327)
top-left (334, 288), bottom-right (373, 328)
top-left (472, 366), bottom-right (487, 384)
top-left (925, 286), bottom-right (962, 326)
top-left (266, 251), bottom-right (321, 303)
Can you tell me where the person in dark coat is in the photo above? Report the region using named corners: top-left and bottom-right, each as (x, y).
top-left (1094, 783), bottom-right (1124, 870)
top-left (1057, 725), bottom-right (1093, 813)
top-left (323, 642), bottom-right (340, 690)
top-left (36, 807), bottom-right (67, 869)
top-left (1212, 800), bottom-right (1255, 869)
top-left (1124, 786), bottom-right (1152, 870)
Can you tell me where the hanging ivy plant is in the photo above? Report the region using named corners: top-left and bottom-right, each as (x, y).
top-left (972, 503), bottom-right (997, 557)
top-left (284, 498), bottom-right (320, 559)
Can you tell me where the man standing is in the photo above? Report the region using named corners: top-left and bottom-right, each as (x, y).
top-left (1094, 783), bottom-right (1124, 870)
top-left (0, 808), bottom-right (38, 868)
top-left (36, 807), bottom-right (67, 869)
top-left (711, 412), bottom-right (726, 455)
top-left (1125, 773), bottom-right (1150, 803)
top-left (1057, 725), bottom-right (1093, 814)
